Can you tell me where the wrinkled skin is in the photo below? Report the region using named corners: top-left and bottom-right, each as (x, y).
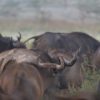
top-left (0, 48), bottom-right (68, 75)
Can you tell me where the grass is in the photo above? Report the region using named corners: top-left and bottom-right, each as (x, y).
top-left (81, 70), bottom-right (100, 91)
top-left (42, 68), bottom-right (100, 99)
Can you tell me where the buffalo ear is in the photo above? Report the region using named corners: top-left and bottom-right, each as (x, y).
top-left (17, 32), bottom-right (21, 41)
top-left (12, 41), bottom-right (26, 48)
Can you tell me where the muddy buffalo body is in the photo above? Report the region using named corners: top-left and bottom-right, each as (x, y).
top-left (0, 48), bottom-right (77, 74)
top-left (0, 51), bottom-right (57, 100)
top-left (0, 33), bottom-right (26, 53)
top-left (0, 61), bottom-right (44, 100)
top-left (0, 48), bottom-right (78, 100)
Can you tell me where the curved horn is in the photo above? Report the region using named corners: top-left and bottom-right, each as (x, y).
top-left (23, 34), bottom-right (42, 43)
top-left (37, 56), bottom-right (64, 70)
top-left (17, 32), bottom-right (21, 41)
top-left (63, 48), bottom-right (80, 66)
top-left (63, 55), bottom-right (76, 66)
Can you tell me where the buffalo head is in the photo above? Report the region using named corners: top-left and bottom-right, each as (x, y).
top-left (12, 32), bottom-right (26, 48)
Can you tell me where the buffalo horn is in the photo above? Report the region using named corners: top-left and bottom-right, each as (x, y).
top-left (17, 32), bottom-right (21, 41)
top-left (63, 48), bottom-right (80, 66)
top-left (37, 56), bottom-right (64, 70)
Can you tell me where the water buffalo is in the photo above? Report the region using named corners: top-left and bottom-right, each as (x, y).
top-left (0, 48), bottom-right (80, 100)
top-left (0, 48), bottom-right (78, 75)
top-left (25, 32), bottom-right (100, 56)
top-left (0, 51), bottom-right (75, 100)
top-left (0, 49), bottom-right (64, 74)
top-left (0, 33), bottom-right (26, 53)
top-left (25, 32), bottom-right (97, 90)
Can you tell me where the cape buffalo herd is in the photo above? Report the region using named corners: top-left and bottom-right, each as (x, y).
top-left (0, 32), bottom-right (99, 100)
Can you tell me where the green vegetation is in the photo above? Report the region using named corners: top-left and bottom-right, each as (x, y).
top-left (81, 69), bottom-right (100, 91)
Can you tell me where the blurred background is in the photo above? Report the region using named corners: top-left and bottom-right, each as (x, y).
top-left (0, 0), bottom-right (100, 39)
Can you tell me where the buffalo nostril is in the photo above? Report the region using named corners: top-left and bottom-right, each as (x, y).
top-left (57, 75), bottom-right (68, 89)
top-left (59, 81), bottom-right (68, 89)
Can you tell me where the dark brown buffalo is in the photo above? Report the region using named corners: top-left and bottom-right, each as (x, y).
top-left (0, 48), bottom-right (78, 76)
top-left (24, 32), bottom-right (100, 69)
top-left (0, 48), bottom-right (73, 90)
top-left (0, 60), bottom-right (44, 100)
top-left (27, 32), bottom-right (99, 71)
top-left (0, 54), bottom-right (72, 100)
top-left (0, 48), bottom-right (69, 74)
top-left (0, 33), bottom-right (26, 53)
top-left (0, 48), bottom-right (80, 100)
top-left (24, 32), bottom-right (100, 89)
top-left (25, 32), bottom-right (100, 56)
